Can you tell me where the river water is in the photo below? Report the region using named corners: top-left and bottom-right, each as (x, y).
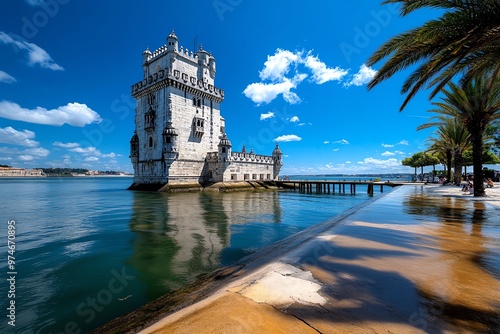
top-left (0, 177), bottom-right (384, 333)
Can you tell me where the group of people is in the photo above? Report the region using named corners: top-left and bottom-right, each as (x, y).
top-left (461, 177), bottom-right (494, 194)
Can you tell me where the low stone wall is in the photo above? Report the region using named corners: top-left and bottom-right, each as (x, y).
top-left (128, 181), bottom-right (281, 192)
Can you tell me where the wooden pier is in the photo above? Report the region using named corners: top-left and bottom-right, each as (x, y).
top-left (274, 180), bottom-right (404, 195)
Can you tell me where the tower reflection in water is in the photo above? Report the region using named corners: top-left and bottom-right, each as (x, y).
top-left (127, 191), bottom-right (282, 298)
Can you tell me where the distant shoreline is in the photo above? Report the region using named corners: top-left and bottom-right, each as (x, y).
top-left (0, 175), bottom-right (133, 178)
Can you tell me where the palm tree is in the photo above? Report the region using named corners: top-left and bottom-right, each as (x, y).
top-left (402, 152), bottom-right (439, 181)
top-left (402, 155), bottom-right (419, 181)
top-left (426, 135), bottom-right (453, 183)
top-left (422, 76), bottom-right (500, 196)
top-left (420, 118), bottom-right (471, 185)
top-left (367, 0), bottom-right (500, 111)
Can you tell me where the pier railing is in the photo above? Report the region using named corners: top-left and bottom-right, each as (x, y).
top-left (274, 180), bottom-right (404, 195)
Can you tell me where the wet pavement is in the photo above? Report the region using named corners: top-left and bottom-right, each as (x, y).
top-left (139, 185), bottom-right (500, 334)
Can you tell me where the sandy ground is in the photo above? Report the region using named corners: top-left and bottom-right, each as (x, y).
top-left (133, 183), bottom-right (500, 334)
top-left (424, 182), bottom-right (500, 207)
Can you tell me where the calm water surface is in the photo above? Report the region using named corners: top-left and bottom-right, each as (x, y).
top-left (0, 177), bottom-right (383, 333)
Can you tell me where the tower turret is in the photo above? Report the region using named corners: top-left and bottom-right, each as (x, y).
top-left (208, 55), bottom-right (216, 79)
top-left (197, 44), bottom-right (210, 81)
top-left (162, 122), bottom-right (179, 161)
top-left (218, 133), bottom-right (232, 162)
top-left (272, 143), bottom-right (283, 179)
top-left (167, 29), bottom-right (178, 52)
top-left (142, 48), bottom-right (152, 65)
top-left (272, 143), bottom-right (283, 163)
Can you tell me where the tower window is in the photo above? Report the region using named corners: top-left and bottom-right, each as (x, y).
top-left (149, 137), bottom-right (153, 148)
top-left (222, 147), bottom-right (226, 153)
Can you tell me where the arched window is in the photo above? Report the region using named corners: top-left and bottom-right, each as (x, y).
top-left (149, 137), bottom-right (153, 148)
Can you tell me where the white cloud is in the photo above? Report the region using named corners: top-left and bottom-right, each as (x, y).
top-left (381, 151), bottom-right (395, 156)
top-left (357, 157), bottom-right (400, 168)
top-left (345, 161), bottom-right (352, 164)
top-left (53, 141), bottom-right (80, 148)
top-left (84, 157), bottom-right (99, 162)
top-left (0, 101), bottom-right (102, 127)
top-left (398, 140), bottom-right (409, 145)
top-left (70, 146), bottom-right (100, 156)
top-left (382, 143), bottom-right (394, 148)
top-left (323, 141), bottom-right (330, 144)
top-left (0, 126), bottom-right (39, 147)
top-left (333, 148), bottom-right (340, 152)
top-left (274, 134), bottom-right (302, 142)
top-left (69, 146), bottom-right (119, 159)
top-left (290, 116), bottom-right (300, 123)
top-left (0, 146), bottom-right (49, 160)
top-left (244, 49), bottom-right (354, 105)
top-left (344, 64), bottom-right (377, 88)
top-left (0, 71), bottom-right (16, 84)
top-left (260, 111), bottom-right (275, 121)
top-left (102, 152), bottom-right (117, 158)
top-left (0, 32), bottom-right (63, 71)
top-left (259, 49), bottom-right (302, 82)
top-left (243, 77), bottom-right (303, 105)
top-left (18, 155), bottom-right (34, 161)
top-left (333, 139), bottom-right (349, 145)
top-left (24, 147), bottom-right (49, 157)
top-left (395, 150), bottom-right (405, 155)
top-left (304, 54), bottom-right (348, 84)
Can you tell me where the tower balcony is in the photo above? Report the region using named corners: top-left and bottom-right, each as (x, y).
top-left (192, 117), bottom-right (205, 138)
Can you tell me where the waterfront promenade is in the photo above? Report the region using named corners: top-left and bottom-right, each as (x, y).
top-left (97, 184), bottom-right (500, 334)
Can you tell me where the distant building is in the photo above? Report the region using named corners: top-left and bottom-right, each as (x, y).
top-left (129, 30), bottom-right (282, 187)
top-left (0, 167), bottom-right (45, 177)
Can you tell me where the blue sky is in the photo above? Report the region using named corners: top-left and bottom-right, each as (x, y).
top-left (0, 0), bottom-right (450, 175)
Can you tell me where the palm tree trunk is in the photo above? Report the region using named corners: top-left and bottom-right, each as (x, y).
top-left (454, 152), bottom-right (463, 185)
top-left (471, 132), bottom-right (486, 197)
top-left (446, 150), bottom-right (452, 181)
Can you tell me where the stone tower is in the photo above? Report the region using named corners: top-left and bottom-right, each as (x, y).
top-left (129, 30), bottom-right (225, 185)
top-left (129, 30), bottom-right (283, 189)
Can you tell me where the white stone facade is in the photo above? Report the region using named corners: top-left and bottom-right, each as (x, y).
top-left (130, 31), bottom-right (282, 186)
